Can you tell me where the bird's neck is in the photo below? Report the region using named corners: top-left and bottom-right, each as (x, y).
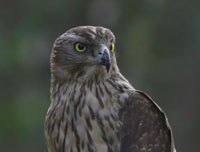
top-left (51, 70), bottom-right (134, 101)
top-left (48, 71), bottom-right (134, 152)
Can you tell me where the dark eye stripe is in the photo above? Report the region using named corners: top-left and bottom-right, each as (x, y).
top-left (91, 49), bottom-right (95, 57)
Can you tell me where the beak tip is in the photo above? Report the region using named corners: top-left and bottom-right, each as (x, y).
top-left (96, 46), bottom-right (111, 72)
top-left (105, 62), bottom-right (110, 72)
top-left (101, 49), bottom-right (111, 72)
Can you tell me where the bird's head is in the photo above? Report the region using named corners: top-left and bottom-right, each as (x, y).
top-left (51, 26), bottom-right (119, 82)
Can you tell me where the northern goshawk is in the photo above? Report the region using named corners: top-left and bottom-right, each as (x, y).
top-left (45, 26), bottom-right (176, 152)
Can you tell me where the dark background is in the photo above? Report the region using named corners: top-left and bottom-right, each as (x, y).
top-left (1, 0), bottom-right (199, 152)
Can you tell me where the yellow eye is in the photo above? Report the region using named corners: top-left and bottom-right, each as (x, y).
top-left (110, 43), bottom-right (115, 52)
top-left (75, 43), bottom-right (86, 52)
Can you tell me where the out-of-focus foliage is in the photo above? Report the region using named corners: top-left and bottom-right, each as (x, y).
top-left (0, 0), bottom-right (199, 151)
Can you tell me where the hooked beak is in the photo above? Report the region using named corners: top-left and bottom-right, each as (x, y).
top-left (96, 45), bottom-right (111, 72)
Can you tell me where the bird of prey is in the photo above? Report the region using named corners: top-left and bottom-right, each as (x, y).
top-left (45, 26), bottom-right (176, 152)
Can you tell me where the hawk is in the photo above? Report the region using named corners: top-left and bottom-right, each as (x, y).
top-left (45, 26), bottom-right (176, 152)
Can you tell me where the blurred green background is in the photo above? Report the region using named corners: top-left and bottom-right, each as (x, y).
top-left (1, 0), bottom-right (199, 151)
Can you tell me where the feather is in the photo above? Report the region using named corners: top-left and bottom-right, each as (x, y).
top-left (119, 90), bottom-right (176, 152)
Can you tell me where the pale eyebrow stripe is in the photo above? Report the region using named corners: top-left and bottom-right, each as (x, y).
top-left (60, 33), bottom-right (90, 43)
top-left (61, 33), bottom-right (80, 39)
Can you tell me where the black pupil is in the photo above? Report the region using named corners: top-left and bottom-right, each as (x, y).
top-left (110, 45), bottom-right (113, 50)
top-left (78, 43), bottom-right (84, 50)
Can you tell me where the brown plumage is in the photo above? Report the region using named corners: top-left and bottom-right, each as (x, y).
top-left (45, 26), bottom-right (176, 152)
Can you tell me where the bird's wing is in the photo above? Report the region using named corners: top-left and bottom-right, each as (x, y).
top-left (119, 90), bottom-right (176, 152)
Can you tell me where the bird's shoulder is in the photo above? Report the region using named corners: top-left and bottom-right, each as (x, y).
top-left (119, 90), bottom-right (175, 152)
